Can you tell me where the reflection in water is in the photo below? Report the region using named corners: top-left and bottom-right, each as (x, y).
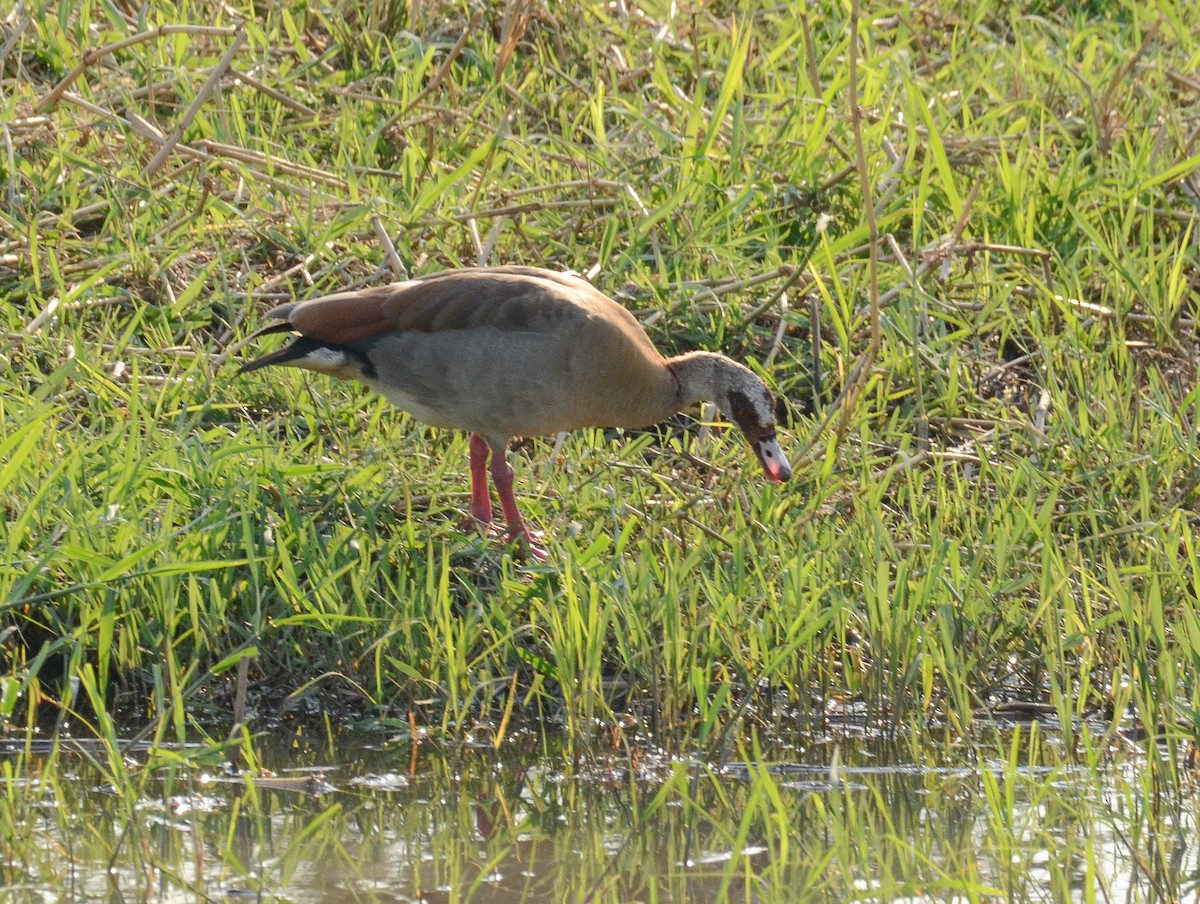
top-left (3, 730), bottom-right (1198, 902)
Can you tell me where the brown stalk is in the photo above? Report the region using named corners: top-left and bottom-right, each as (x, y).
top-left (395, 8), bottom-right (483, 122)
top-left (413, 197), bottom-right (621, 226)
top-left (798, 5), bottom-right (822, 99)
top-left (0, 7), bottom-right (30, 70)
top-left (144, 30), bottom-right (248, 177)
top-left (836, 0), bottom-right (881, 439)
top-left (229, 67), bottom-right (318, 117)
top-left (194, 139), bottom-right (347, 190)
top-left (56, 91), bottom-right (334, 204)
top-left (35, 25), bottom-right (239, 112)
top-left (372, 214), bottom-right (408, 279)
top-left (495, 0), bottom-right (534, 81)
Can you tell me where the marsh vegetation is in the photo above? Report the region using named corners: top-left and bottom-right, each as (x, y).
top-left (2, 0), bottom-right (1200, 899)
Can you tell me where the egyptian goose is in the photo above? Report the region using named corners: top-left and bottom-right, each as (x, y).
top-left (239, 266), bottom-right (791, 557)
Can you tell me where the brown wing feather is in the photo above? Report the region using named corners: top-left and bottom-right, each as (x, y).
top-left (285, 290), bottom-right (401, 344)
top-left (282, 267), bottom-right (599, 345)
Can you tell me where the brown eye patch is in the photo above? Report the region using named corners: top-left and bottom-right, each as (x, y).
top-left (727, 389), bottom-right (775, 442)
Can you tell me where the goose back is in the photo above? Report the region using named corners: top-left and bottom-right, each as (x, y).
top-left (273, 267), bottom-right (680, 443)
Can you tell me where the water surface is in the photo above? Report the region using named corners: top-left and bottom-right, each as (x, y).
top-left (3, 725), bottom-right (1197, 902)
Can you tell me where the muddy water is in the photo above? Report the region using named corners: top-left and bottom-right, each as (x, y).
top-left (3, 729), bottom-right (1198, 902)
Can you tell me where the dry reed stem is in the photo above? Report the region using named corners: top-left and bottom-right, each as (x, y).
top-left (1166, 67), bottom-right (1200, 94)
top-left (0, 296), bottom-right (58, 356)
top-left (837, 0), bottom-right (882, 441)
top-left (495, 0), bottom-right (534, 80)
top-left (59, 292), bottom-right (130, 313)
top-left (467, 113), bottom-right (512, 212)
top-left (807, 187), bottom-right (991, 461)
top-left (764, 292), bottom-right (790, 368)
top-left (1, 123), bottom-right (14, 212)
top-left (637, 265), bottom-right (807, 328)
top-left (478, 218), bottom-right (506, 267)
top-left (414, 197), bottom-right (621, 226)
top-left (1032, 388), bottom-right (1052, 452)
top-left (35, 25), bottom-right (240, 112)
top-left (467, 217), bottom-right (484, 262)
top-left (502, 178), bottom-right (633, 199)
top-left (56, 91), bottom-right (332, 204)
top-left (1009, 287), bottom-right (1199, 332)
top-left (144, 29), bottom-right (247, 177)
top-left (52, 69), bottom-right (349, 206)
top-left (798, 5), bottom-right (822, 99)
top-left (677, 511), bottom-right (735, 549)
top-left (22, 297), bottom-right (58, 334)
top-left (950, 241), bottom-right (1051, 259)
top-left (230, 67), bottom-right (319, 117)
top-left (372, 215), bottom-right (408, 279)
top-left (330, 89), bottom-right (407, 108)
top-left (231, 655), bottom-right (249, 738)
top-left (391, 8), bottom-right (483, 124)
top-left (195, 139), bottom-right (347, 189)
top-left (0, 5), bottom-right (30, 70)
top-left (731, 265), bottom-right (805, 333)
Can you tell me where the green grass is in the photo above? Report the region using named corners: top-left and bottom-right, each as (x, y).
top-left (3, 0), bottom-right (1200, 880)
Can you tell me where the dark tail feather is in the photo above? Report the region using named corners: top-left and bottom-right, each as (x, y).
top-left (238, 336), bottom-right (327, 374)
top-left (243, 318), bottom-right (296, 341)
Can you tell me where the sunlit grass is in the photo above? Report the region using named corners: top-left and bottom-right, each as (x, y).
top-left (3, 0), bottom-right (1200, 897)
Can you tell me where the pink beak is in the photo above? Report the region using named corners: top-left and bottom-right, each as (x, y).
top-left (754, 436), bottom-right (792, 482)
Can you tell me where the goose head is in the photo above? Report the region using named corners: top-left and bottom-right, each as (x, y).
top-left (667, 351), bottom-right (792, 483)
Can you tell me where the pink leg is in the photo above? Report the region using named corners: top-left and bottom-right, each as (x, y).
top-left (467, 433), bottom-right (494, 527)
top-left (490, 449), bottom-right (547, 561)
